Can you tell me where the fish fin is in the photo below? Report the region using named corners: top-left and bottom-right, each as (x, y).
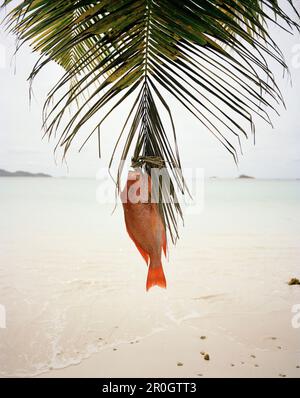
top-left (125, 225), bottom-right (149, 265)
top-left (134, 242), bottom-right (149, 265)
top-left (162, 230), bottom-right (167, 257)
top-left (146, 263), bottom-right (167, 291)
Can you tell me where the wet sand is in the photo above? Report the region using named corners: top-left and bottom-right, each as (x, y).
top-left (38, 308), bottom-right (300, 378)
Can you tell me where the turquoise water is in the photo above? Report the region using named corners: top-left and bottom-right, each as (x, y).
top-left (0, 178), bottom-right (299, 376)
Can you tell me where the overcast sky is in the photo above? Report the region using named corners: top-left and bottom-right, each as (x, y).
top-left (0, 3), bottom-right (300, 179)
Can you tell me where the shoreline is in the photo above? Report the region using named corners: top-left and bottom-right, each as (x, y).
top-left (36, 310), bottom-right (300, 378)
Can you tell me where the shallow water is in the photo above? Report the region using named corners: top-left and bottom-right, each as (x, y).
top-left (0, 178), bottom-right (299, 376)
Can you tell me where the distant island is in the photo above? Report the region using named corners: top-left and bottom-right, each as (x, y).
top-left (238, 174), bottom-right (254, 179)
top-left (0, 168), bottom-right (52, 178)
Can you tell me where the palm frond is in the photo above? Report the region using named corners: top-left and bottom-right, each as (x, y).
top-left (1, 0), bottom-right (299, 242)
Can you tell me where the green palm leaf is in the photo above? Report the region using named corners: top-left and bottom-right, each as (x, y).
top-left (1, 0), bottom-right (299, 242)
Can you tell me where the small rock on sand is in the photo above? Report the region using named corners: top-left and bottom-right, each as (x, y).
top-left (200, 336), bottom-right (207, 340)
top-left (250, 355), bottom-right (256, 358)
top-left (204, 354), bottom-right (210, 361)
top-left (279, 374), bottom-right (287, 378)
top-left (177, 362), bottom-right (183, 367)
top-left (288, 278), bottom-right (300, 285)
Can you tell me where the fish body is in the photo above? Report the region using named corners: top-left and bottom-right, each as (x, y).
top-left (121, 170), bottom-right (167, 291)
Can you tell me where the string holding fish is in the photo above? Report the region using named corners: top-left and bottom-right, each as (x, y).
top-left (131, 155), bottom-right (167, 170)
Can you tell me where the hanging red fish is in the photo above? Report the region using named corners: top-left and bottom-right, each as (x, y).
top-left (121, 169), bottom-right (167, 291)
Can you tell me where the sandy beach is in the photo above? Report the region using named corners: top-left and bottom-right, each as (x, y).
top-left (1, 178), bottom-right (300, 378)
top-left (38, 310), bottom-right (300, 378)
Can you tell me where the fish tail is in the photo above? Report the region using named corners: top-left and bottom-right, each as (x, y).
top-left (146, 262), bottom-right (167, 291)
